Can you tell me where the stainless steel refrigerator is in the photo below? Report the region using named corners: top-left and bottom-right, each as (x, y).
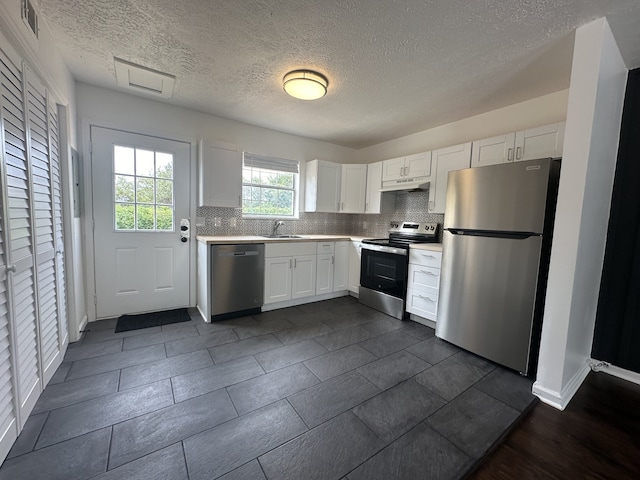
top-left (436, 158), bottom-right (560, 375)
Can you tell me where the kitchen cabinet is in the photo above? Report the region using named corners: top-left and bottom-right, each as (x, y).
top-left (305, 160), bottom-right (367, 213)
top-left (406, 247), bottom-right (442, 324)
top-left (198, 139), bottom-right (242, 207)
top-left (316, 242), bottom-right (335, 295)
top-left (382, 151), bottom-right (431, 182)
top-left (348, 241), bottom-right (362, 294)
top-left (305, 159), bottom-right (341, 212)
top-left (365, 161), bottom-right (394, 214)
top-left (333, 241), bottom-right (349, 291)
top-left (339, 164), bottom-right (367, 213)
top-left (316, 241), bottom-right (349, 294)
top-left (428, 142), bottom-right (472, 214)
top-left (265, 242), bottom-right (317, 304)
top-left (470, 122), bottom-right (565, 167)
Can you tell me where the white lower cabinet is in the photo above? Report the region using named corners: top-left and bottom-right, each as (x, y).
top-left (348, 241), bottom-right (362, 294)
top-left (316, 242), bottom-right (335, 295)
top-left (265, 243), bottom-right (317, 304)
top-left (406, 248), bottom-right (442, 323)
top-left (333, 241), bottom-right (349, 291)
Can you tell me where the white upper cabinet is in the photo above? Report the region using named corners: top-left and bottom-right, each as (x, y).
top-left (428, 142), bottom-right (472, 214)
top-left (514, 122), bottom-right (566, 162)
top-left (365, 161), bottom-right (394, 214)
top-left (470, 132), bottom-right (516, 167)
top-left (198, 140), bottom-right (242, 207)
top-left (305, 159), bottom-right (341, 212)
top-left (339, 164), bottom-right (367, 213)
top-left (382, 151), bottom-right (431, 182)
top-left (305, 160), bottom-right (366, 213)
top-left (471, 122), bottom-right (565, 167)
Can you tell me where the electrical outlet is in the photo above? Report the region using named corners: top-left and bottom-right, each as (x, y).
top-left (214, 217), bottom-right (221, 227)
top-left (362, 221), bottom-right (368, 229)
top-left (230, 218), bottom-right (237, 228)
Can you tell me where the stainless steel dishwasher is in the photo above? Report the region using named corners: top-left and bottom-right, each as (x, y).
top-left (210, 243), bottom-right (264, 320)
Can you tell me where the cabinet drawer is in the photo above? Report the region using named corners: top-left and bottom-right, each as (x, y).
top-left (406, 288), bottom-right (438, 320)
top-left (316, 241), bottom-right (335, 255)
top-left (409, 249), bottom-right (442, 267)
top-left (266, 242), bottom-right (316, 258)
top-left (408, 264), bottom-right (440, 290)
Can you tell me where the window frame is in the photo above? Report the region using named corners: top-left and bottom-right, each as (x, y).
top-left (241, 153), bottom-right (300, 219)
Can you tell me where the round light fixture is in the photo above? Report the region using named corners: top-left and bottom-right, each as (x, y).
top-left (283, 70), bottom-right (328, 100)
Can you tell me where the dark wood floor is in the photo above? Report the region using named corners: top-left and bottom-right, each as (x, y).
top-left (469, 371), bottom-right (640, 479)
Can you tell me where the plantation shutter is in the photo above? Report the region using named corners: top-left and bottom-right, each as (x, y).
top-left (26, 69), bottom-right (59, 384)
top-left (0, 49), bottom-right (18, 457)
top-left (1, 50), bottom-right (40, 431)
top-left (49, 102), bottom-right (67, 348)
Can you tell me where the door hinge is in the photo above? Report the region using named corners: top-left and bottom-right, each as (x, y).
top-left (93, 295), bottom-right (97, 305)
top-left (89, 141), bottom-right (92, 154)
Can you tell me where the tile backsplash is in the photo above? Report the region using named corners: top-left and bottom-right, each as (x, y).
top-left (196, 190), bottom-right (444, 241)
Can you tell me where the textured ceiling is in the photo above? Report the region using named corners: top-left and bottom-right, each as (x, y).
top-left (38, 0), bottom-right (640, 148)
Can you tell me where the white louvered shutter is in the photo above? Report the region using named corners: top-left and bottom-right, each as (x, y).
top-left (26, 70), bottom-right (59, 385)
top-left (0, 49), bottom-right (18, 457)
top-left (1, 47), bottom-right (34, 447)
top-left (48, 102), bottom-right (67, 348)
top-left (4, 59), bottom-right (40, 424)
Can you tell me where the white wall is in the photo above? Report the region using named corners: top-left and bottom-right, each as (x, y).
top-left (0, 2), bottom-right (85, 341)
top-left (355, 90), bottom-right (569, 162)
top-left (533, 18), bottom-right (628, 409)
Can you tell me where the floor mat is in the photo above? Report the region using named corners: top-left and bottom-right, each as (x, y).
top-left (114, 308), bottom-right (191, 332)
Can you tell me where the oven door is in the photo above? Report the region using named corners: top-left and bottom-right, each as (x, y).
top-left (360, 246), bottom-right (408, 299)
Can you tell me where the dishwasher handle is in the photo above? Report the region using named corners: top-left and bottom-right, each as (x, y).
top-left (218, 250), bottom-right (261, 257)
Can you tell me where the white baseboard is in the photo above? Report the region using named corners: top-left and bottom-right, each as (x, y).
top-left (532, 361), bottom-right (591, 411)
top-left (590, 358), bottom-right (640, 386)
top-left (261, 291), bottom-right (349, 312)
top-left (408, 314), bottom-right (436, 329)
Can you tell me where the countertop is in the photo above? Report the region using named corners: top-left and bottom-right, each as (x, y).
top-left (197, 234), bottom-right (358, 245)
top-left (410, 243), bottom-right (443, 252)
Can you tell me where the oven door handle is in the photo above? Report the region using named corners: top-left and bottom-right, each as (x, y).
top-left (360, 243), bottom-right (408, 256)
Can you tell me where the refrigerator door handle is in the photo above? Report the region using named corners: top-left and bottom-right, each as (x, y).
top-left (447, 228), bottom-right (540, 240)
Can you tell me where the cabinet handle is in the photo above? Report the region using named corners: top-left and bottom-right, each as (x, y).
top-left (419, 270), bottom-right (436, 275)
top-left (331, 255), bottom-right (334, 265)
top-left (337, 202), bottom-right (340, 211)
top-left (507, 148), bottom-right (514, 161)
top-left (238, 194), bottom-right (242, 206)
top-left (418, 295), bottom-right (436, 302)
top-left (516, 146), bottom-right (522, 160)
top-left (365, 202), bottom-right (368, 211)
top-left (422, 254), bottom-right (436, 259)
top-left (6, 265), bottom-right (16, 273)
top-left (294, 258), bottom-right (297, 268)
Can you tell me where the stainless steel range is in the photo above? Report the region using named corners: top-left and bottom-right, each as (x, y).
top-left (360, 221), bottom-right (439, 319)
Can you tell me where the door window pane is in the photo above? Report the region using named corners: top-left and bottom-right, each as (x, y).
top-left (113, 146), bottom-right (174, 231)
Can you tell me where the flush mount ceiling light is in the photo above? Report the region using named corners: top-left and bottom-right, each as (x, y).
top-left (283, 70), bottom-right (328, 100)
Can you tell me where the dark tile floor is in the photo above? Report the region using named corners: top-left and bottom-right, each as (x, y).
top-left (0, 297), bottom-right (536, 480)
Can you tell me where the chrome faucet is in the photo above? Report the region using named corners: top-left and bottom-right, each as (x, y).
top-left (272, 220), bottom-right (285, 236)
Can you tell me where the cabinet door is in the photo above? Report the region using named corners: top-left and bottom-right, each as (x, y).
top-left (470, 133), bottom-right (516, 167)
top-left (406, 288), bottom-right (438, 320)
top-left (316, 253), bottom-right (334, 295)
top-left (198, 140), bottom-right (242, 207)
top-left (382, 157), bottom-right (405, 182)
top-left (340, 164), bottom-right (366, 213)
top-left (514, 122), bottom-right (565, 162)
top-left (316, 161), bottom-right (341, 212)
top-left (333, 241), bottom-right (349, 291)
top-left (430, 142), bottom-right (472, 214)
top-left (292, 254), bottom-right (316, 299)
top-left (264, 257), bottom-right (292, 304)
top-left (405, 151), bottom-right (431, 178)
top-left (365, 162), bottom-right (394, 214)
top-left (348, 242), bottom-right (362, 294)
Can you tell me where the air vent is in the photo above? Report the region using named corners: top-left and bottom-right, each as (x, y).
top-left (114, 57), bottom-right (176, 98)
top-left (21, 0), bottom-right (38, 38)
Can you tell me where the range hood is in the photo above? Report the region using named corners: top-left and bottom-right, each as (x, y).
top-left (380, 178), bottom-right (431, 193)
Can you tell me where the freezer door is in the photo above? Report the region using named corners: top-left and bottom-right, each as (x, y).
top-left (436, 231), bottom-right (542, 373)
top-left (444, 158), bottom-right (551, 233)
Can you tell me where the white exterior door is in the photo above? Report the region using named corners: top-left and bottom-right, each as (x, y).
top-left (91, 127), bottom-right (191, 318)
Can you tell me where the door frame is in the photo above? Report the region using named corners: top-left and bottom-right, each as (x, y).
top-left (81, 120), bottom-right (197, 322)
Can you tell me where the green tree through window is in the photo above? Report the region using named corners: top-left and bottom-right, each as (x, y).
top-left (242, 153), bottom-right (299, 217)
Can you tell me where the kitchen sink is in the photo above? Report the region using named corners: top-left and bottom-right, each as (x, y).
top-left (260, 234), bottom-right (304, 238)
